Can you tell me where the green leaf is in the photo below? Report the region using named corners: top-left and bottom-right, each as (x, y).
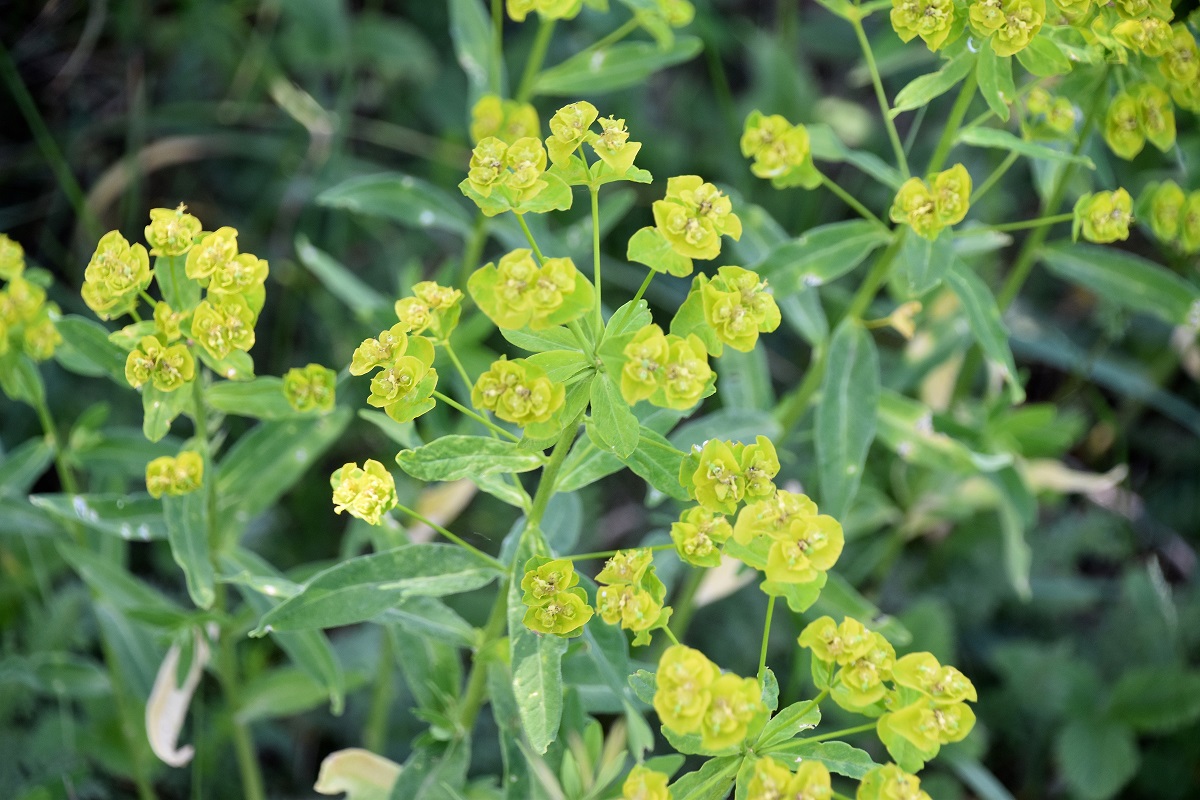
top-left (295, 235), bottom-right (389, 317)
top-left (891, 50), bottom-right (976, 116)
top-left (757, 698), bottom-right (821, 749)
top-left (251, 544), bottom-right (503, 634)
top-left (54, 315), bottom-right (128, 382)
top-left (509, 525), bottom-right (566, 754)
top-left (57, 541), bottom-right (179, 613)
top-left (669, 755), bottom-right (740, 800)
top-left (956, 127), bottom-right (1096, 168)
top-left (808, 124), bottom-right (904, 190)
top-left (1040, 241), bottom-right (1200, 326)
top-left (0, 439), bottom-right (53, 496)
top-left (30, 493), bottom-right (167, 540)
top-left (589, 374), bottom-right (639, 458)
top-left (895, 231), bottom-right (954, 298)
top-left (155, 254), bottom-right (200, 312)
top-left (627, 226), bottom-right (692, 277)
top-left (197, 348), bottom-right (255, 381)
top-left (486, 658), bottom-right (536, 799)
top-left (670, 408), bottom-right (781, 450)
top-left (946, 262), bottom-right (1024, 401)
top-left (0, 352), bottom-right (45, 407)
top-left (779, 290), bottom-right (829, 347)
top-left (605, 298), bottom-right (653, 340)
top-left (222, 548), bottom-right (347, 714)
top-left (976, 42), bottom-right (1014, 122)
top-left (716, 345), bottom-right (773, 411)
top-left (206, 377), bottom-right (307, 420)
top-left (142, 385), bottom-right (190, 443)
top-left (163, 491), bottom-right (215, 609)
top-left (1015, 34), bottom-right (1072, 76)
top-left (766, 740), bottom-right (878, 779)
top-left (618, 428), bottom-right (690, 501)
top-left (1107, 666), bottom-right (1200, 733)
top-left (501, 325), bottom-right (582, 353)
top-left (396, 435), bottom-right (544, 482)
top-left (449, 0), bottom-right (503, 99)
top-left (514, 172), bottom-right (574, 215)
top-left (0, 652), bottom-right (112, 698)
top-left (758, 220), bottom-right (892, 296)
top-left (388, 739), bottom-right (470, 800)
top-left (1055, 720), bottom-right (1139, 800)
top-left (534, 37), bottom-right (702, 96)
top-left (816, 320), bottom-right (879, 520)
top-left (526, 349), bottom-right (593, 384)
top-left (318, 173), bottom-right (473, 238)
top-left (217, 408), bottom-right (352, 524)
top-left (379, 596), bottom-right (478, 650)
top-left (238, 666), bottom-right (350, 723)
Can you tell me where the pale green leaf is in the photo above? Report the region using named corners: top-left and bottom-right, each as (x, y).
top-left (956, 127), bottom-right (1095, 168)
top-left (758, 221), bottom-right (891, 296)
top-left (946, 262), bottom-right (1025, 401)
top-left (589, 374), bottom-right (639, 458)
top-left (397, 435), bottom-right (544, 481)
top-left (891, 50), bottom-right (976, 116)
top-left (534, 37), bottom-right (702, 96)
top-left (164, 492), bottom-right (215, 609)
top-left (816, 320), bottom-right (879, 520)
top-left (318, 173), bottom-right (473, 237)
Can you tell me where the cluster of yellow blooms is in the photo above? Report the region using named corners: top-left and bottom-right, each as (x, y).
top-left (889, 165), bottom-right (972, 241)
top-left (1142, 181), bottom-right (1200, 254)
top-left (653, 645), bottom-right (767, 751)
top-left (144, 451), bottom-right (204, 499)
top-left (595, 549), bottom-right (672, 646)
top-left (1073, 189), bottom-right (1134, 243)
top-left (0, 234), bottom-right (61, 363)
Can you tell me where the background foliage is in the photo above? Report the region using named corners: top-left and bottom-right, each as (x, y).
top-left (1, 0), bottom-right (1198, 798)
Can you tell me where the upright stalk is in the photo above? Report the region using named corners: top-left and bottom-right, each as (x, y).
top-left (850, 17), bottom-right (910, 177)
top-left (925, 68), bottom-right (977, 175)
top-left (758, 595), bottom-right (776, 683)
top-left (590, 185), bottom-right (603, 334)
top-left (192, 379), bottom-right (266, 800)
top-left (516, 18), bottom-right (556, 103)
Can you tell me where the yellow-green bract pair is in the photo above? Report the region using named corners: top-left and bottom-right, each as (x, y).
top-left (889, 165), bottom-right (972, 241)
top-left (1073, 189), bottom-right (1134, 244)
top-left (0, 234), bottom-right (62, 363)
top-left (145, 451), bottom-right (204, 499)
top-left (653, 644), bottom-right (767, 751)
top-left (1142, 181), bottom-right (1200, 253)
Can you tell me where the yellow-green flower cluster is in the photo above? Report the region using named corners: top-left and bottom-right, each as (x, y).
top-left (145, 204), bottom-right (203, 256)
top-left (743, 757), bottom-right (831, 800)
top-left (889, 164), bottom-right (971, 241)
top-left (740, 111), bottom-right (817, 189)
top-left (968, 0), bottom-right (1046, 56)
top-left (394, 281), bottom-right (463, 340)
top-left (856, 764), bottom-right (932, 800)
top-left (679, 436), bottom-right (779, 516)
top-left (633, 0), bottom-right (695, 48)
top-left (330, 459), bottom-right (397, 525)
top-left (876, 653), bottom-right (978, 770)
top-left (145, 451), bottom-right (204, 499)
top-left (0, 236), bottom-right (61, 363)
top-left (670, 506), bottom-right (732, 568)
top-left (1104, 85), bottom-right (1176, 159)
top-left (595, 549), bottom-right (672, 646)
top-left (1141, 181), bottom-right (1200, 253)
top-left (520, 557), bottom-right (593, 637)
top-left (732, 489), bottom-right (844, 585)
top-left (470, 94), bottom-right (540, 144)
top-left (619, 324), bottom-right (713, 409)
top-left (472, 357), bottom-right (564, 431)
top-left (652, 645), bottom-right (767, 751)
top-left (799, 616), bottom-right (896, 713)
top-left (652, 176), bottom-right (743, 264)
top-left (282, 363), bottom-right (337, 413)
top-left (698, 266), bottom-right (781, 353)
top-left (1026, 88), bottom-right (1077, 135)
top-left (1160, 25), bottom-right (1200, 112)
top-left (178, 220), bottom-right (268, 361)
top-left (352, 326), bottom-right (438, 424)
top-left (467, 136), bottom-right (550, 203)
top-left (469, 249), bottom-right (593, 331)
top-left (507, 0), bottom-right (584, 23)
top-left (891, 0), bottom-right (958, 51)
top-left (619, 765), bottom-right (672, 800)
top-left (1073, 188), bottom-right (1133, 243)
top-left (82, 230), bottom-right (154, 321)
top-left (545, 101), bottom-right (643, 181)
top-left (124, 335), bottom-right (196, 392)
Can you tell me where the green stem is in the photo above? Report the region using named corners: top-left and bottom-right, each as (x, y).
top-left (758, 595), bottom-right (776, 684)
top-left (800, 721), bottom-right (877, 743)
top-left (192, 380), bottom-right (266, 800)
top-left (433, 390), bottom-right (521, 442)
top-left (662, 566), bottom-right (705, 646)
top-left (516, 18), bottom-right (556, 103)
top-left (441, 340), bottom-right (475, 394)
top-left (844, 229), bottom-right (905, 322)
top-left (567, 318), bottom-right (593, 354)
top-left (578, 17), bottom-right (639, 57)
top-left (0, 41), bottom-right (99, 240)
top-left (460, 214), bottom-right (488, 292)
top-left (457, 579), bottom-right (510, 730)
top-left (960, 212), bottom-right (1074, 235)
top-left (662, 625), bottom-right (681, 645)
top-left (774, 344), bottom-right (827, 433)
top-left (364, 631), bottom-right (394, 752)
top-left (631, 270), bottom-right (655, 307)
top-left (818, 171), bottom-right (884, 227)
top-left (528, 411), bottom-right (585, 529)
top-left (394, 500), bottom-right (505, 568)
top-left (516, 214), bottom-right (545, 264)
top-left (970, 150), bottom-right (1020, 204)
top-left (590, 185), bottom-right (604, 335)
top-left (850, 17), bottom-right (909, 177)
top-left (564, 543), bottom-right (675, 562)
top-left (926, 68), bottom-right (977, 175)
top-left (490, 0), bottom-right (504, 96)
top-left (33, 396), bottom-right (79, 499)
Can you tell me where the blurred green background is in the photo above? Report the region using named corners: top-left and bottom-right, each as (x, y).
top-left (2, 1), bottom-right (1198, 798)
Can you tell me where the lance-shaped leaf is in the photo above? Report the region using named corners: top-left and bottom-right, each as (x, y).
top-left (396, 435), bottom-right (545, 481)
top-left (816, 320), bottom-right (879, 520)
top-left (164, 491), bottom-right (215, 609)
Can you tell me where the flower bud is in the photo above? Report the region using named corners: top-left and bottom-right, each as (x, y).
top-left (82, 231), bottom-right (153, 320)
top-left (330, 459), bottom-right (397, 525)
top-left (145, 205), bottom-right (202, 256)
top-left (283, 363), bottom-right (337, 413)
top-left (891, 0), bottom-right (958, 50)
top-left (1104, 92), bottom-right (1145, 160)
top-left (1073, 189), bottom-right (1133, 243)
top-left (184, 227), bottom-right (238, 285)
